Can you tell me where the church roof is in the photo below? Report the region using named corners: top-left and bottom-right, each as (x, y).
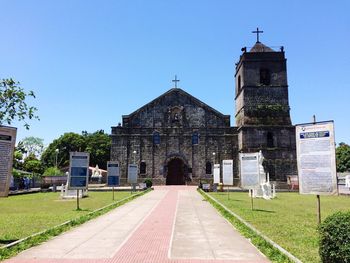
top-left (124, 88), bottom-right (229, 119)
top-left (249, 42), bottom-right (275, 52)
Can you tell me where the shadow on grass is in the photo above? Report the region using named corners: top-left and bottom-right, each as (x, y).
top-left (74, 208), bottom-right (91, 212)
top-left (253, 209), bottom-right (276, 213)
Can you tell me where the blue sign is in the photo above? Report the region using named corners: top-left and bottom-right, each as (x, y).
top-left (107, 161), bottom-right (120, 186)
top-left (192, 132), bottom-right (199, 145)
top-left (153, 132), bottom-right (160, 144)
top-left (108, 176), bottom-right (119, 186)
top-left (68, 152), bottom-right (89, 190)
top-left (300, 131), bottom-right (330, 139)
top-left (70, 176), bottom-right (87, 188)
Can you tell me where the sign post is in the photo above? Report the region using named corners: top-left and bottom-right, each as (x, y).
top-left (222, 160), bottom-right (233, 199)
top-left (296, 120), bottom-right (337, 224)
top-left (0, 126), bottom-right (17, 197)
top-left (107, 161), bottom-right (120, 200)
top-left (213, 164), bottom-right (220, 187)
top-left (68, 152), bottom-right (90, 210)
top-left (128, 164), bottom-right (138, 193)
top-left (239, 152), bottom-right (260, 210)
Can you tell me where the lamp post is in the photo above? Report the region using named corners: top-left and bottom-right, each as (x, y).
top-left (212, 152), bottom-right (216, 165)
top-left (133, 150), bottom-right (137, 164)
top-left (55, 149), bottom-right (59, 168)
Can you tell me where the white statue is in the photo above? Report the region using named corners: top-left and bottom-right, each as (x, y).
top-left (345, 175), bottom-right (350, 188)
top-left (91, 164), bottom-right (102, 183)
top-left (252, 150), bottom-right (275, 200)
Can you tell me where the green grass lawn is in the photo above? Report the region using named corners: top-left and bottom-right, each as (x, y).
top-left (0, 191), bottom-right (133, 245)
top-left (209, 192), bottom-right (350, 263)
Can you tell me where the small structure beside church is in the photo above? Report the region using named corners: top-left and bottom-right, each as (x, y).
top-left (111, 32), bottom-right (297, 186)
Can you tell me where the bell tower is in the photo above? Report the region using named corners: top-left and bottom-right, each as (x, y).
top-left (235, 30), bottom-right (297, 183)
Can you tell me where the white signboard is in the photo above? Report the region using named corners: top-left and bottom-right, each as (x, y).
top-left (0, 126), bottom-right (17, 197)
top-left (240, 152), bottom-right (260, 189)
top-left (68, 152), bottom-right (90, 190)
top-left (128, 164), bottom-right (138, 184)
top-left (213, 164), bottom-right (220, 184)
top-left (296, 121), bottom-right (337, 195)
top-left (222, 160), bottom-right (233, 185)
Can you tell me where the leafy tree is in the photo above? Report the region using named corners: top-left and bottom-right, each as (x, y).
top-left (0, 78), bottom-right (39, 129)
top-left (336, 142), bottom-right (350, 172)
top-left (84, 130), bottom-right (111, 170)
top-left (20, 136), bottom-right (44, 158)
top-left (23, 153), bottom-right (44, 175)
top-left (41, 130), bottom-right (111, 170)
top-left (12, 141), bottom-right (27, 170)
top-left (13, 150), bottom-right (24, 170)
top-left (41, 132), bottom-right (86, 168)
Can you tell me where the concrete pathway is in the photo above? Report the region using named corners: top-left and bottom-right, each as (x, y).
top-left (6, 186), bottom-right (269, 263)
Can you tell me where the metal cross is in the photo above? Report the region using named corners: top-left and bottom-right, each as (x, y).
top-left (172, 75), bottom-right (180, 88)
top-left (252, 27), bottom-right (263, 43)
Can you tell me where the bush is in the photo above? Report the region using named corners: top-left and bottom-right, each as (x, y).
top-left (144, 179), bottom-right (152, 188)
top-left (319, 211), bottom-right (350, 263)
top-left (43, 167), bottom-right (64, 176)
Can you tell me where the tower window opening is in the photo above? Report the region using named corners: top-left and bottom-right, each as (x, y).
top-left (260, 68), bottom-right (271, 85)
top-left (267, 132), bottom-right (274, 148)
top-left (140, 161), bottom-right (146, 174)
top-left (238, 75), bottom-right (241, 91)
top-left (205, 161), bottom-right (212, 174)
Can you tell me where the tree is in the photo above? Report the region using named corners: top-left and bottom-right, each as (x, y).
top-left (336, 142), bottom-right (350, 172)
top-left (23, 153), bottom-right (44, 175)
top-left (20, 136), bottom-right (44, 158)
top-left (0, 78), bottom-right (39, 129)
top-left (41, 132), bottom-right (86, 168)
top-left (41, 130), bottom-right (111, 169)
top-left (84, 130), bottom-right (111, 170)
top-left (12, 141), bottom-right (27, 170)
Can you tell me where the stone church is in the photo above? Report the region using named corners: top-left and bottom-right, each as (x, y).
top-left (111, 39), bottom-right (297, 186)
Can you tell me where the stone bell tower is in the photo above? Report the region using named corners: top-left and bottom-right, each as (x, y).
top-left (235, 29), bottom-right (297, 183)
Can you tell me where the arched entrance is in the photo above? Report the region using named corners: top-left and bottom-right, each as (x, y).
top-left (166, 158), bottom-right (185, 185)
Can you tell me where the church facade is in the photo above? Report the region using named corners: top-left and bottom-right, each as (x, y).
top-left (111, 40), bottom-right (297, 186)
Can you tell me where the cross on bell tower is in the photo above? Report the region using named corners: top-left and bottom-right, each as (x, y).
top-left (252, 27), bottom-right (263, 43)
top-left (172, 75), bottom-right (180, 88)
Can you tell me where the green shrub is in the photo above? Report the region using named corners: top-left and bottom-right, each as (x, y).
top-left (144, 179), bottom-right (152, 188)
top-left (319, 211), bottom-right (350, 263)
top-left (43, 167), bottom-right (64, 176)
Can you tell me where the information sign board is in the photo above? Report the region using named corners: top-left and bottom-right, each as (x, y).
top-left (240, 153), bottom-right (260, 189)
top-left (107, 161), bottom-right (120, 186)
top-left (128, 164), bottom-right (138, 184)
top-left (68, 152), bottom-right (89, 190)
top-left (213, 164), bottom-right (220, 184)
top-left (0, 126), bottom-right (17, 197)
top-left (296, 121), bottom-right (337, 195)
top-left (222, 160), bottom-right (233, 185)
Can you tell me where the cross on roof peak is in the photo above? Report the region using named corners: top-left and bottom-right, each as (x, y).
top-left (172, 75), bottom-right (180, 88)
top-left (252, 27), bottom-right (264, 43)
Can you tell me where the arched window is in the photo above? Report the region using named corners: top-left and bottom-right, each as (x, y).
top-left (260, 68), bottom-right (271, 85)
top-left (206, 162), bottom-right (212, 174)
top-left (267, 132), bottom-right (274, 148)
top-left (153, 131), bottom-right (160, 144)
top-left (238, 75), bottom-right (242, 91)
top-left (140, 161), bottom-right (146, 174)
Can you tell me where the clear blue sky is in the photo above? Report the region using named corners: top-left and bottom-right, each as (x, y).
top-left (1, 0), bottom-right (349, 146)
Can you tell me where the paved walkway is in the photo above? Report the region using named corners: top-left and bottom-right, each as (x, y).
top-left (6, 186), bottom-right (269, 263)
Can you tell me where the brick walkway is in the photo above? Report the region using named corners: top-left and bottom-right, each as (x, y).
top-left (6, 186), bottom-right (268, 263)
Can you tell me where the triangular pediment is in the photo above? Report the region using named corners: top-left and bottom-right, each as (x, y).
top-left (121, 88), bottom-right (230, 128)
